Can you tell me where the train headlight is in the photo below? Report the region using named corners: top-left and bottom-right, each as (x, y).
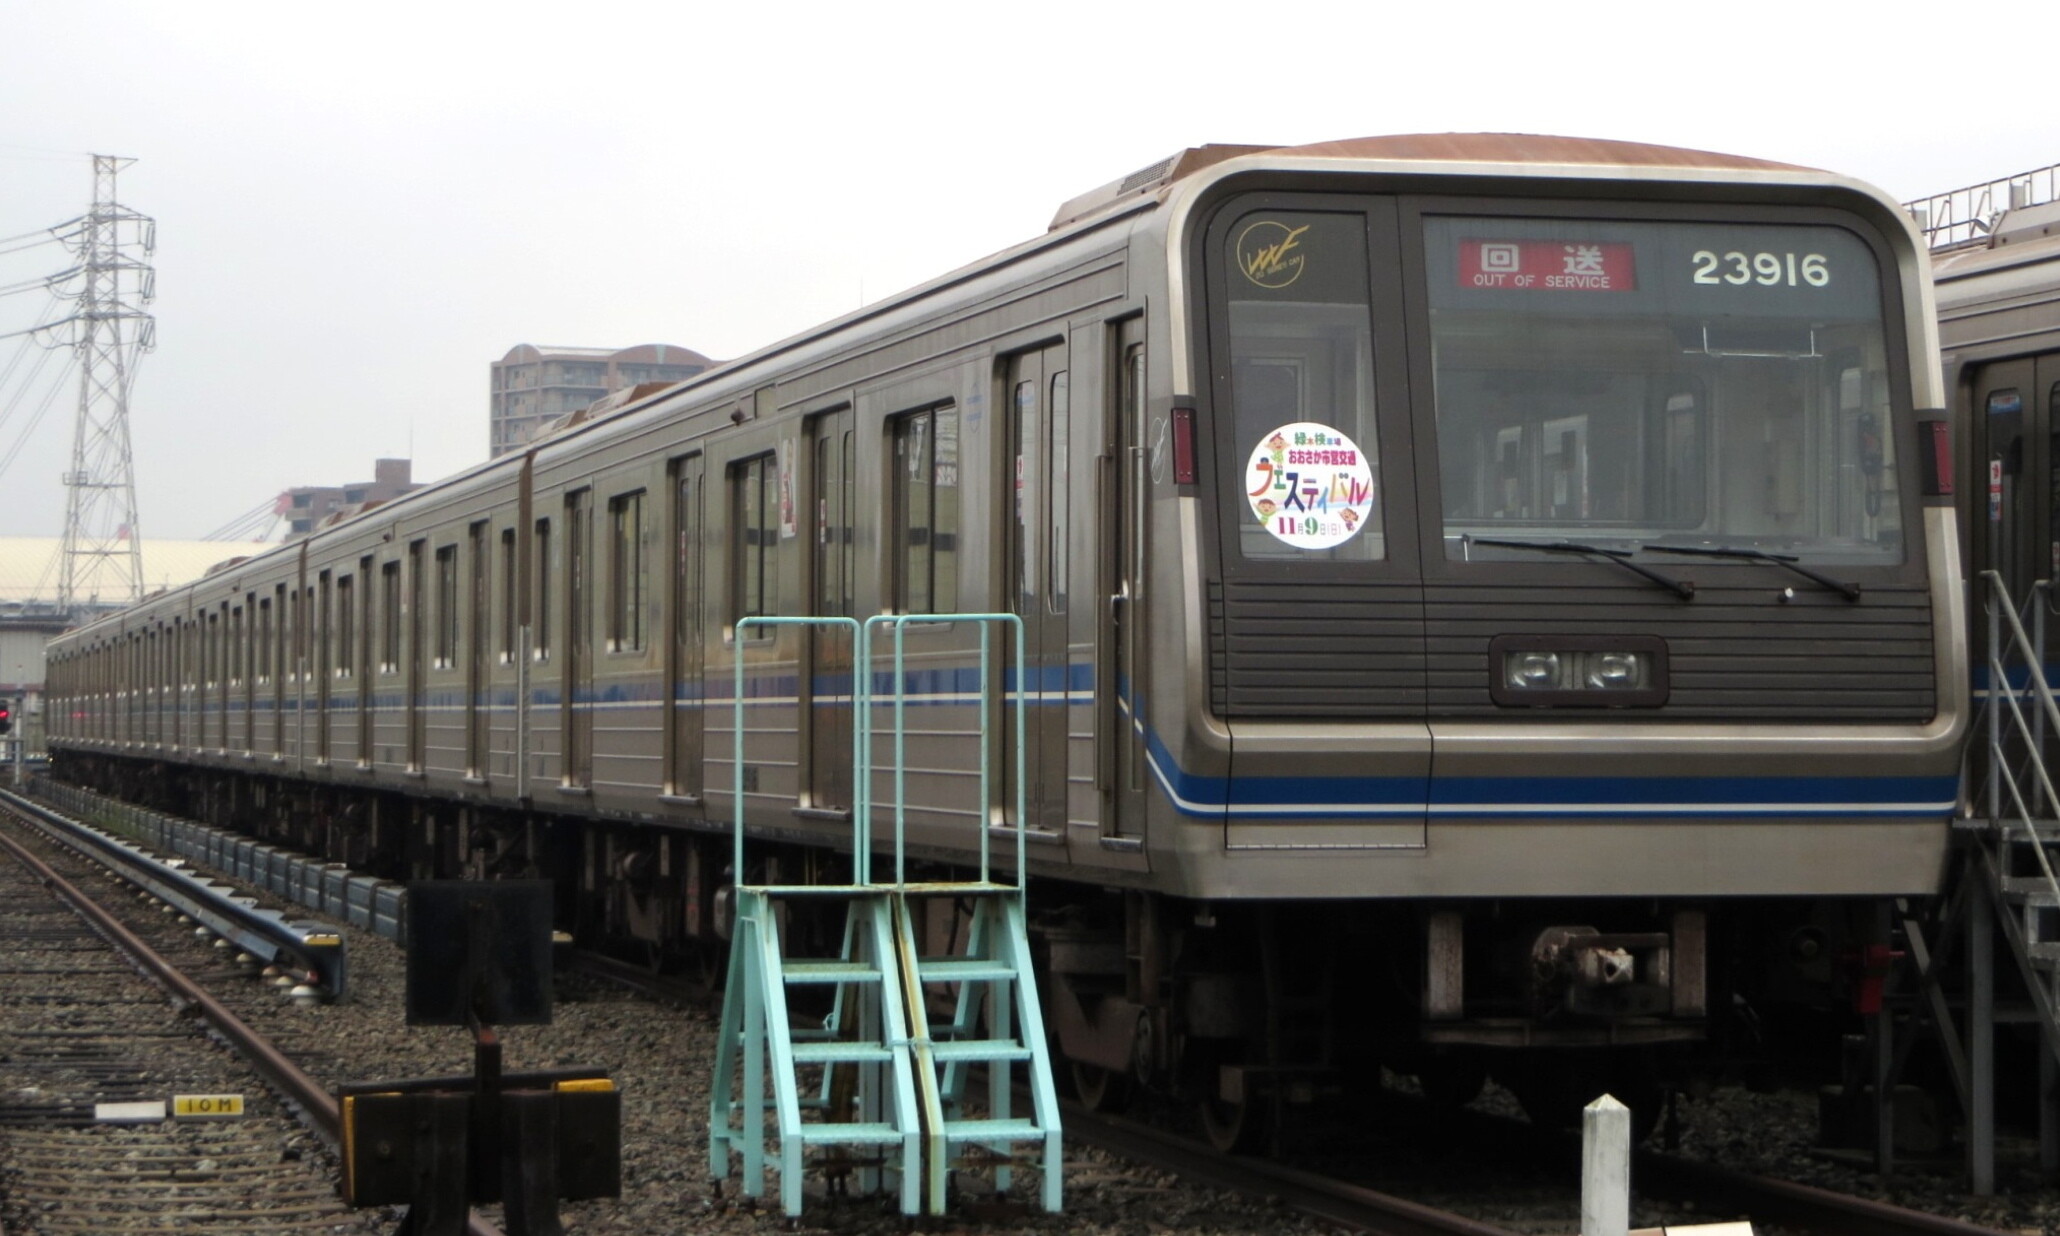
top-left (1490, 636), bottom-right (1668, 707)
top-left (1506, 651), bottom-right (1567, 690)
top-left (1582, 651), bottom-right (1650, 690)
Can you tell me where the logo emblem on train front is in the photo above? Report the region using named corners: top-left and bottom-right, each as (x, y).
top-left (1236, 220), bottom-right (1310, 288)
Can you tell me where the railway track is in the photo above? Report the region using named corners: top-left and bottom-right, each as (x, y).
top-left (1061, 1097), bottom-right (2025, 1236)
top-left (572, 942), bottom-right (2020, 1236)
top-left (10, 781), bottom-right (2045, 1236)
top-left (0, 802), bottom-right (502, 1236)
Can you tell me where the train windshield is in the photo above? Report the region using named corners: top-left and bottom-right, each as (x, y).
top-left (1424, 215), bottom-right (1900, 565)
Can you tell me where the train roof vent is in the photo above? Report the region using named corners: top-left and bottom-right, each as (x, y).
top-left (1049, 144), bottom-right (1272, 231)
top-left (1995, 201), bottom-right (2060, 246)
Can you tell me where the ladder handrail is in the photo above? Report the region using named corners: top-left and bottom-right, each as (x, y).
top-left (863, 613), bottom-right (1027, 893)
top-left (728, 612), bottom-right (1029, 892)
top-left (731, 615), bottom-right (864, 883)
top-left (1979, 572), bottom-right (2060, 905)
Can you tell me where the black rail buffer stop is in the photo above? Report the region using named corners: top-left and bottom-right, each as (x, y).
top-left (338, 881), bottom-right (621, 1236)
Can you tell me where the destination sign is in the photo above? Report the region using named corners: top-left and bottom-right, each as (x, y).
top-left (1458, 240), bottom-right (1637, 292)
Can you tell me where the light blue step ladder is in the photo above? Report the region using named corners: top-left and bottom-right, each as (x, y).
top-left (707, 614), bottom-right (1063, 1217)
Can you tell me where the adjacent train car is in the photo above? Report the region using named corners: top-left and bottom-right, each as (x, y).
top-left (45, 135), bottom-right (1966, 1145)
top-left (1929, 176), bottom-right (2060, 605)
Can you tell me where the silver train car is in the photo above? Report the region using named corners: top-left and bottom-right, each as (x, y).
top-left (1931, 181), bottom-right (2060, 603)
top-left (46, 135), bottom-right (1966, 1144)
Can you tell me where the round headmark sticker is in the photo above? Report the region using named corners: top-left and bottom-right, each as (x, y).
top-left (1245, 422), bottom-right (1375, 550)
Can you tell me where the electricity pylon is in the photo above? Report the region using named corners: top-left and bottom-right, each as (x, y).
top-left (56, 154), bottom-right (155, 615)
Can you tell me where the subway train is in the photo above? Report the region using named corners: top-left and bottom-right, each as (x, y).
top-left (43, 135), bottom-right (1968, 1147)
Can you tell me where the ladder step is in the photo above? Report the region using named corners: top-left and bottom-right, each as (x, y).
top-left (941, 1117), bottom-right (1047, 1143)
top-left (918, 959), bottom-right (1018, 983)
top-left (926, 1038), bottom-right (1032, 1064)
top-left (793, 1121), bottom-right (908, 1146)
top-left (791, 1041), bottom-right (897, 1065)
top-left (781, 960), bottom-right (883, 983)
top-left (2003, 880), bottom-right (2060, 904)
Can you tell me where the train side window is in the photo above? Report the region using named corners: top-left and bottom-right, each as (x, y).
top-left (257, 596), bottom-right (272, 684)
top-left (535, 517), bottom-right (553, 663)
top-left (317, 572), bottom-right (332, 681)
top-left (435, 545), bottom-right (459, 669)
top-left (380, 561), bottom-right (401, 674)
top-left (608, 490), bottom-right (647, 653)
top-left (500, 528), bottom-right (517, 664)
top-left (231, 604), bottom-right (245, 687)
top-left (1049, 370), bottom-right (1070, 614)
top-left (337, 575), bottom-right (355, 677)
top-left (890, 404), bottom-right (960, 614)
top-left (469, 520), bottom-right (490, 660)
top-left (730, 452), bottom-right (782, 636)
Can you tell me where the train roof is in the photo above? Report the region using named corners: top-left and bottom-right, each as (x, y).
top-left (1051, 133), bottom-right (1810, 230)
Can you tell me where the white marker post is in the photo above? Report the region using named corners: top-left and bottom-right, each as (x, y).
top-left (1582, 1093), bottom-right (1630, 1236)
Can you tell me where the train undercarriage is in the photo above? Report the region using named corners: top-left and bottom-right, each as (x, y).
top-left (50, 748), bottom-right (1900, 1153)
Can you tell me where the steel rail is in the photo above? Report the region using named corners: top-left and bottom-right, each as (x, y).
top-left (1062, 1106), bottom-right (1521, 1236)
top-left (0, 803), bottom-right (504, 1236)
top-left (0, 784), bottom-right (347, 995)
top-left (1633, 1150), bottom-right (2019, 1236)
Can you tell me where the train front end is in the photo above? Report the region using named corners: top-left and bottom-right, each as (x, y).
top-left (1128, 136), bottom-right (1963, 1130)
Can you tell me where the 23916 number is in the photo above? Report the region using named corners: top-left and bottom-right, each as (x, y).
top-left (1691, 250), bottom-right (1829, 287)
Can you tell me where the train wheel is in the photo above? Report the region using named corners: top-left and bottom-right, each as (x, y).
top-left (1197, 1088), bottom-right (1271, 1154)
top-left (1419, 1058), bottom-right (1487, 1110)
top-left (1070, 1062), bottom-right (1134, 1114)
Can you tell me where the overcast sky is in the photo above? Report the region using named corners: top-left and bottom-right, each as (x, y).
top-left (2, 0), bottom-right (2055, 541)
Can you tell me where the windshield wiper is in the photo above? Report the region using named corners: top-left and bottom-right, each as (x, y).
top-left (1645, 544), bottom-right (1860, 601)
top-left (1466, 537), bottom-right (1695, 600)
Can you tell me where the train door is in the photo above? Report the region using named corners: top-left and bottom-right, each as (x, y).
top-left (1105, 320), bottom-right (1149, 842)
top-left (564, 489), bottom-right (594, 788)
top-left (666, 454), bottom-right (705, 801)
top-left (1973, 355), bottom-right (2060, 602)
top-left (809, 409), bottom-right (855, 814)
top-left (1005, 343), bottom-right (1074, 835)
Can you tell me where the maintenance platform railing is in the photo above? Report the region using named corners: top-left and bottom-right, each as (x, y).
top-left (707, 613), bottom-right (1062, 1218)
top-left (1905, 163), bottom-right (2060, 250)
top-left (1901, 573), bottom-right (2060, 1194)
